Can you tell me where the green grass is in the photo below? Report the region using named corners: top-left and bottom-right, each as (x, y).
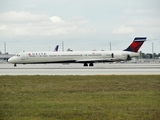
top-left (0, 75), bottom-right (160, 120)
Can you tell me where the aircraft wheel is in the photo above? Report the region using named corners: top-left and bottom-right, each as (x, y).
top-left (89, 63), bottom-right (94, 66)
top-left (84, 63), bottom-right (88, 66)
top-left (14, 64), bottom-right (17, 67)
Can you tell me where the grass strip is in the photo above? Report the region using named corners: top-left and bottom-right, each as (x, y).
top-left (0, 75), bottom-right (160, 120)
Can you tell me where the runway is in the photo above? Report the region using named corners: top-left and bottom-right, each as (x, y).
top-left (0, 63), bottom-right (160, 75)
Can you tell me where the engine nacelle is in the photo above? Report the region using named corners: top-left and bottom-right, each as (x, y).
top-left (112, 52), bottom-right (125, 61)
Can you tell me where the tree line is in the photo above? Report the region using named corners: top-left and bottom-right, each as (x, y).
top-left (140, 52), bottom-right (160, 59)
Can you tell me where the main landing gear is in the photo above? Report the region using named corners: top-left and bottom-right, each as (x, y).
top-left (83, 62), bottom-right (94, 67)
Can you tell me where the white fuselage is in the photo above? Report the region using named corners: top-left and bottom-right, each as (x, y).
top-left (8, 51), bottom-right (139, 64)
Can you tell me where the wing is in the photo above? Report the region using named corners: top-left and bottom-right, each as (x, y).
top-left (76, 59), bottom-right (104, 63)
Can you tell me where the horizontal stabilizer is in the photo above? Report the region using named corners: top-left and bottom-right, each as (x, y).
top-left (134, 37), bottom-right (147, 41)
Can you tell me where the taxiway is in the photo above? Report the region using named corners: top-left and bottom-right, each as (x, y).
top-left (0, 63), bottom-right (160, 75)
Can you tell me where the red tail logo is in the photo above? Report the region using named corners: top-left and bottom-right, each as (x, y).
top-left (124, 37), bottom-right (146, 52)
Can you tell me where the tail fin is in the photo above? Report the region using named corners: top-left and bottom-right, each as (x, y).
top-left (124, 37), bottom-right (147, 52)
top-left (54, 45), bottom-right (59, 52)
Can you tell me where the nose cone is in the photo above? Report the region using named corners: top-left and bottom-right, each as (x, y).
top-left (8, 57), bottom-right (15, 63)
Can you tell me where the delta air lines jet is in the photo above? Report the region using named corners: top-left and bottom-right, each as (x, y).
top-left (8, 37), bottom-right (146, 67)
top-left (54, 45), bottom-right (59, 52)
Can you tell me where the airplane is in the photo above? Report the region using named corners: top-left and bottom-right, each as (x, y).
top-left (8, 37), bottom-right (146, 67)
top-left (54, 45), bottom-right (59, 52)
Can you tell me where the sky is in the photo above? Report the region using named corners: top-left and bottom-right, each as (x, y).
top-left (0, 0), bottom-right (160, 54)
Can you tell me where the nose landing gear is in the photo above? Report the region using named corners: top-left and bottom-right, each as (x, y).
top-left (14, 64), bottom-right (17, 67)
